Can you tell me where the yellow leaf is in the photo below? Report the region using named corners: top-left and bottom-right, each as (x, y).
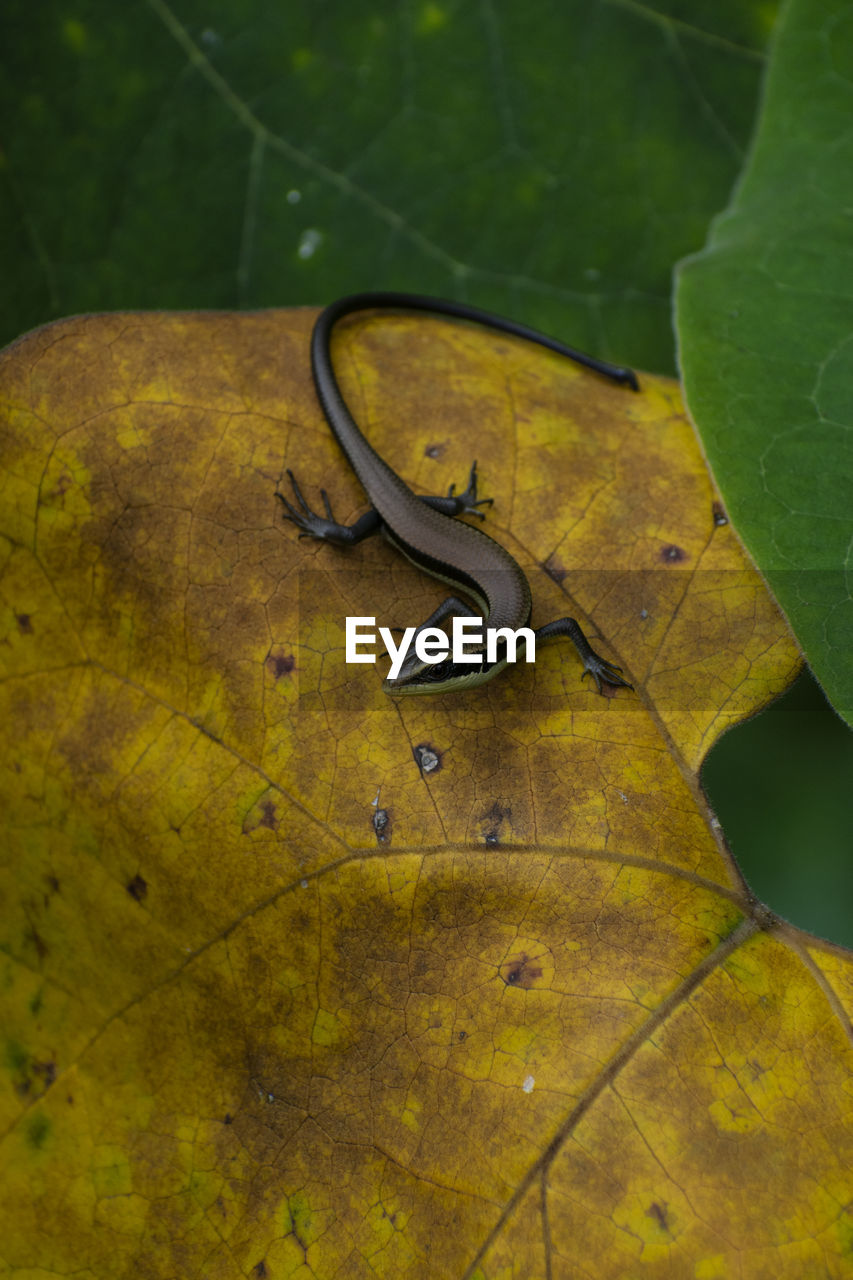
top-left (1, 309), bottom-right (849, 1279)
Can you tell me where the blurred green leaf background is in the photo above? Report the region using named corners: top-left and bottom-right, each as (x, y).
top-left (2, 0), bottom-right (850, 943)
top-left (677, 0), bottom-right (853, 729)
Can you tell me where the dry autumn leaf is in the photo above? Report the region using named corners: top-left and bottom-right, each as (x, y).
top-left (1, 308), bottom-right (851, 1279)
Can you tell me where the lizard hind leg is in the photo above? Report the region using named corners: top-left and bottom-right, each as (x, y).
top-left (535, 617), bottom-right (633, 694)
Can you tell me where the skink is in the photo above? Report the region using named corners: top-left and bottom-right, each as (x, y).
top-left (278, 291), bottom-right (637, 695)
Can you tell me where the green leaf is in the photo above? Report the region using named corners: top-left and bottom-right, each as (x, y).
top-left (676, 0), bottom-right (853, 727)
top-left (1, 0), bottom-right (776, 371)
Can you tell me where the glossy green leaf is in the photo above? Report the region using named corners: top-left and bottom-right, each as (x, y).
top-left (1, 0), bottom-right (777, 370)
top-left (676, 0), bottom-right (853, 726)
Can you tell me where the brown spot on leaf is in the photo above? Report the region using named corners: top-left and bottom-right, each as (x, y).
top-left (16, 613), bottom-right (33, 634)
top-left (242, 794), bottom-right (280, 834)
top-left (500, 954), bottom-right (544, 988)
top-left (27, 927), bottom-right (48, 962)
top-left (266, 649), bottom-right (295, 680)
top-left (480, 800), bottom-right (510, 844)
top-left (373, 808), bottom-right (391, 843)
top-left (660, 543), bottom-right (687, 563)
top-left (258, 800), bottom-right (278, 830)
top-left (599, 680), bottom-right (622, 700)
top-left (252, 1261), bottom-right (268, 1278)
top-left (42, 874), bottom-right (60, 907)
top-left (13, 1051), bottom-right (58, 1103)
top-left (646, 1201), bottom-right (671, 1234)
top-left (32, 1058), bottom-right (57, 1089)
top-left (127, 874), bottom-right (147, 902)
top-left (44, 471), bottom-right (72, 502)
top-left (413, 742), bottom-right (441, 775)
top-left (425, 442), bottom-right (446, 459)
